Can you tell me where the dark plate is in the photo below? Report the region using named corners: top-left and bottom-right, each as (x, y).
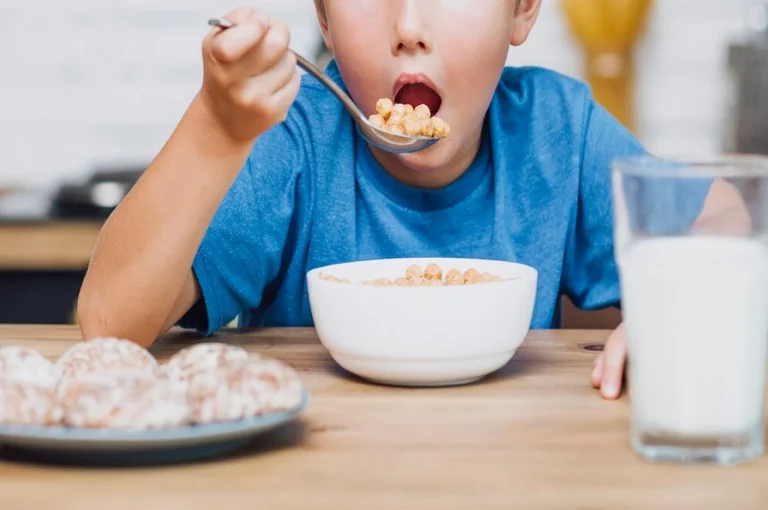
top-left (0, 390), bottom-right (310, 466)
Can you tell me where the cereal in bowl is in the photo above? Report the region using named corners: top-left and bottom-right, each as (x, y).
top-left (317, 273), bottom-right (350, 284)
top-left (321, 262), bottom-right (507, 287)
top-left (0, 345), bottom-right (56, 388)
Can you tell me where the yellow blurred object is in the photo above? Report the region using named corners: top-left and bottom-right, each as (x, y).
top-left (560, 0), bottom-right (653, 132)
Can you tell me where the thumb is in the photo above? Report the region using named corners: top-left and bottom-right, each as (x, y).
top-left (600, 326), bottom-right (627, 400)
top-left (591, 352), bottom-right (604, 389)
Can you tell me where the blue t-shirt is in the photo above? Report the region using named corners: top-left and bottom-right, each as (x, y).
top-left (180, 60), bottom-right (708, 335)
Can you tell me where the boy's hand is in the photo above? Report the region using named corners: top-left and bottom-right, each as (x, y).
top-left (591, 323), bottom-right (627, 399)
top-left (200, 7), bottom-right (301, 143)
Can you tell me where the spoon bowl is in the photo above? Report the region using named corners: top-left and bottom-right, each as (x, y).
top-left (207, 17), bottom-right (441, 154)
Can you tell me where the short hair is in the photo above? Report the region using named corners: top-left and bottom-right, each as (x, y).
top-left (315, 0), bottom-right (523, 18)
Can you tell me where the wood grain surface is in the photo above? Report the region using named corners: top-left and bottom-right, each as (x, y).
top-left (0, 325), bottom-right (765, 510)
top-left (0, 222), bottom-right (102, 270)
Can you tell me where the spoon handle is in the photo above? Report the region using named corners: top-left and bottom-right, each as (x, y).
top-left (207, 18), bottom-right (366, 123)
top-left (291, 53), bottom-right (367, 122)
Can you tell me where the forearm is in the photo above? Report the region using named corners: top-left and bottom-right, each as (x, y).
top-left (78, 94), bottom-right (253, 346)
top-left (693, 178), bottom-right (752, 233)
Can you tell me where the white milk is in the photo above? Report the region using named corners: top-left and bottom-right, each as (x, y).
top-left (619, 236), bottom-right (768, 437)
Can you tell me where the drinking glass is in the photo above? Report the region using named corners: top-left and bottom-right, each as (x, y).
top-left (613, 155), bottom-right (768, 465)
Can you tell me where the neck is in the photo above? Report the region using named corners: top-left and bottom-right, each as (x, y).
top-left (369, 127), bottom-right (483, 189)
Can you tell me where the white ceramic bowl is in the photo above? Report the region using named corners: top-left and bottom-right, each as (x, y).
top-left (306, 258), bottom-right (538, 387)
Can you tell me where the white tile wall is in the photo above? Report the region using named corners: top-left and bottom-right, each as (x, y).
top-left (510, 0), bottom-right (754, 156)
top-left (0, 0), bottom-right (756, 187)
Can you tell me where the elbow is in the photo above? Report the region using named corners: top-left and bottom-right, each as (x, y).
top-left (76, 288), bottom-right (157, 350)
top-left (75, 288), bottom-right (115, 342)
top-left (76, 284), bottom-right (102, 340)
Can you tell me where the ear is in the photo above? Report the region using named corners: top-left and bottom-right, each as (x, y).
top-left (315, 0), bottom-right (333, 53)
top-left (510, 0), bottom-right (542, 47)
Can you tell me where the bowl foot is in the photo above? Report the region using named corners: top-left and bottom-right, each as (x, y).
top-left (328, 351), bottom-right (514, 388)
top-left (355, 375), bottom-right (487, 388)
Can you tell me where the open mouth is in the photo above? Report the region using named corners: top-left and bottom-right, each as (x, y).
top-left (393, 75), bottom-right (443, 116)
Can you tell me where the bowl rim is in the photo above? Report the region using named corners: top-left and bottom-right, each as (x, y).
top-left (305, 257), bottom-right (539, 288)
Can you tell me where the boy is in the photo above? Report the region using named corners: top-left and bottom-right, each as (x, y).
top-left (77, 0), bottom-right (743, 400)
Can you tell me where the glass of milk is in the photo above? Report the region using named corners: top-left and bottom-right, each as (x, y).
top-left (613, 155), bottom-right (768, 465)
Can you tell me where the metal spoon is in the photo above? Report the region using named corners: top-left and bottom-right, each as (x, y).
top-left (207, 17), bottom-right (440, 154)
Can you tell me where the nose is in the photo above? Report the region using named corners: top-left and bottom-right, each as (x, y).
top-left (392, 0), bottom-right (432, 54)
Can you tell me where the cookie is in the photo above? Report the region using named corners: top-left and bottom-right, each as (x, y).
top-left (163, 343), bottom-right (251, 384)
top-left (59, 371), bottom-right (189, 429)
top-left (0, 378), bottom-right (63, 426)
top-left (0, 345), bottom-right (56, 388)
top-left (186, 357), bottom-right (303, 424)
top-left (55, 337), bottom-right (158, 381)
top-left (244, 359), bottom-right (304, 413)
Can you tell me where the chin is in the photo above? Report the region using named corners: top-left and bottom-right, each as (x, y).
top-left (396, 146), bottom-right (451, 174)
top-left (401, 132), bottom-right (463, 168)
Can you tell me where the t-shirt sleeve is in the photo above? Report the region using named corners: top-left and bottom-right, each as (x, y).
top-left (177, 116), bottom-right (309, 335)
top-left (562, 97), bottom-right (711, 311)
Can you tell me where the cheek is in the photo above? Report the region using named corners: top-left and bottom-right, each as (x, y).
top-left (438, 14), bottom-right (510, 122)
top-left (325, 6), bottom-right (393, 114)
top-left (333, 53), bottom-right (390, 115)
top-left (444, 44), bottom-right (508, 110)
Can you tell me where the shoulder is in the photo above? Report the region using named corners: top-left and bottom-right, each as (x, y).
top-left (492, 65), bottom-right (644, 162)
top-left (488, 67), bottom-right (595, 174)
top-left (244, 62), bottom-right (350, 177)
top-left (247, 72), bottom-right (341, 153)
top-left (490, 66), bottom-right (594, 157)
top-left (496, 66), bottom-right (592, 118)
top-left (280, 71), bottom-right (347, 137)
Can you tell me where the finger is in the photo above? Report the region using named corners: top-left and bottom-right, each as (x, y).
top-left (225, 6), bottom-right (268, 25)
top-left (209, 13), bottom-right (271, 63)
top-left (600, 334), bottom-right (627, 400)
top-left (216, 19), bottom-right (291, 86)
top-left (204, 7), bottom-right (265, 48)
top-left (239, 20), bottom-right (292, 78)
top-left (235, 52), bottom-right (296, 102)
top-left (270, 67), bottom-right (302, 115)
top-left (263, 52), bottom-right (298, 96)
top-left (236, 61), bottom-right (300, 121)
top-left (591, 352), bottom-right (604, 389)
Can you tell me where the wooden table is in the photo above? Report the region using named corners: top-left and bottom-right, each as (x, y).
top-left (0, 325), bottom-right (766, 510)
top-left (0, 222), bottom-right (102, 270)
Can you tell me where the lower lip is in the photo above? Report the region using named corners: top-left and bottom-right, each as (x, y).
top-left (393, 84), bottom-right (443, 116)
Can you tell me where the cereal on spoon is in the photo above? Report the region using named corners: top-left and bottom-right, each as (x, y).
top-left (368, 98), bottom-right (450, 139)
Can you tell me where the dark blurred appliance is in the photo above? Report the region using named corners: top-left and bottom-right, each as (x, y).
top-left (51, 165), bottom-right (144, 219)
top-left (727, 2), bottom-right (768, 155)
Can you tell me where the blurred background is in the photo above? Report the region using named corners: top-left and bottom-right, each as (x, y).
top-left (1, 0), bottom-right (767, 327)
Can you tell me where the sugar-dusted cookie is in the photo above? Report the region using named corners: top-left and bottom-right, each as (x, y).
top-left (0, 378), bottom-right (62, 426)
top-left (186, 357), bottom-right (303, 424)
top-left (55, 337), bottom-right (158, 382)
top-left (163, 343), bottom-right (250, 384)
top-left (0, 345), bottom-right (56, 388)
top-left (59, 371), bottom-right (189, 429)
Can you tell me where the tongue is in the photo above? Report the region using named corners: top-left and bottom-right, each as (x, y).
top-left (395, 83), bottom-right (442, 115)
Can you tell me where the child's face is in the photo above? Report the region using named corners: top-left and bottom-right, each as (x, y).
top-left (317, 0), bottom-right (540, 179)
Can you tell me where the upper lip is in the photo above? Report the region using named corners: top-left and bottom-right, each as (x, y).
top-left (392, 73), bottom-right (441, 99)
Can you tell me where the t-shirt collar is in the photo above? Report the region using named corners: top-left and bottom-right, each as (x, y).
top-left (324, 59), bottom-right (492, 211)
